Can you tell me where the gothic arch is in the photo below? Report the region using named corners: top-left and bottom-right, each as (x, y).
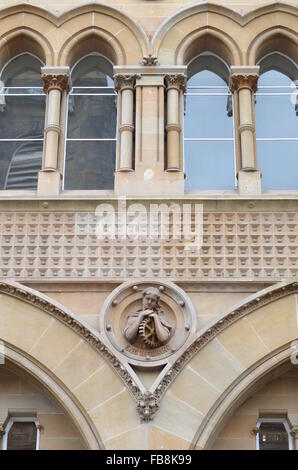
top-left (0, 28), bottom-right (54, 70)
top-left (247, 27), bottom-right (298, 67)
top-left (152, 281), bottom-right (298, 448)
top-left (0, 280), bottom-right (140, 450)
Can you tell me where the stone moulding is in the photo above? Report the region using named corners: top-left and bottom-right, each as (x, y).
top-left (1, 280), bottom-right (298, 422)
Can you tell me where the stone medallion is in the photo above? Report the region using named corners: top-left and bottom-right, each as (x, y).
top-left (99, 280), bottom-right (197, 366)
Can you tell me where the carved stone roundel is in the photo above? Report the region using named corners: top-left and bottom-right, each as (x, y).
top-left (99, 280), bottom-right (197, 366)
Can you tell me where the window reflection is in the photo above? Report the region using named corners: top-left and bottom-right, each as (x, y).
top-left (256, 67), bottom-right (298, 190)
top-left (184, 67), bottom-right (235, 191)
top-left (0, 54), bottom-right (45, 190)
top-left (64, 54), bottom-right (117, 190)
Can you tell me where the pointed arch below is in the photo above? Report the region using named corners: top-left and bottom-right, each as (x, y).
top-left (247, 28), bottom-right (298, 68)
top-left (0, 280), bottom-right (140, 449)
top-left (0, 28), bottom-right (54, 70)
top-left (152, 281), bottom-right (298, 448)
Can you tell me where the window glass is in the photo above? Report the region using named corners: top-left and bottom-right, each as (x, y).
top-left (256, 69), bottom-right (298, 190)
top-left (0, 54), bottom-right (45, 190)
top-left (258, 422), bottom-right (289, 450)
top-left (184, 68), bottom-right (235, 190)
top-left (7, 422), bottom-right (37, 450)
top-left (64, 55), bottom-right (117, 190)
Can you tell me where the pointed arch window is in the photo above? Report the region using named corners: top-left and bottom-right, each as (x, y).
top-left (64, 54), bottom-right (117, 190)
top-left (0, 53), bottom-right (45, 190)
top-left (184, 55), bottom-right (235, 191)
top-left (255, 53), bottom-right (298, 190)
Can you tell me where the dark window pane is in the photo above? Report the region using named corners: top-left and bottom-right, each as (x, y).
top-left (7, 422), bottom-right (37, 450)
top-left (2, 54), bottom-right (43, 88)
top-left (259, 422), bottom-right (289, 450)
top-left (184, 141), bottom-right (235, 190)
top-left (0, 96), bottom-right (45, 139)
top-left (257, 141), bottom-right (298, 190)
top-left (64, 141), bottom-right (115, 190)
top-left (67, 94), bottom-right (117, 139)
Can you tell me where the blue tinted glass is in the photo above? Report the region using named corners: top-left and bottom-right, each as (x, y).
top-left (184, 141), bottom-right (235, 190)
top-left (255, 94), bottom-right (298, 138)
top-left (185, 95), bottom-right (233, 138)
top-left (188, 70), bottom-right (227, 87)
top-left (258, 141), bottom-right (298, 190)
top-left (258, 70), bottom-right (293, 87)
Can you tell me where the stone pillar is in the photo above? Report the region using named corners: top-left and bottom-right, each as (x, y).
top-left (114, 74), bottom-right (139, 172)
top-left (164, 74), bottom-right (187, 171)
top-left (291, 427), bottom-right (298, 449)
top-left (230, 66), bottom-right (261, 195)
top-left (38, 67), bottom-right (71, 196)
top-left (113, 67), bottom-right (186, 196)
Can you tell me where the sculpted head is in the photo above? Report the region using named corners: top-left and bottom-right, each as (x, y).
top-left (142, 287), bottom-right (160, 311)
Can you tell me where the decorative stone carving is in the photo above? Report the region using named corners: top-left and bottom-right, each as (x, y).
top-left (124, 287), bottom-right (174, 348)
top-left (142, 54), bottom-right (158, 66)
top-left (99, 280), bottom-right (197, 366)
top-left (137, 391), bottom-right (160, 422)
top-left (230, 74), bottom-right (259, 93)
top-left (114, 74), bottom-right (141, 92)
top-left (42, 74), bottom-right (71, 94)
top-left (164, 74), bottom-right (187, 92)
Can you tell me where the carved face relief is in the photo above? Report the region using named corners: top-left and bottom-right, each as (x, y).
top-left (99, 281), bottom-right (197, 366)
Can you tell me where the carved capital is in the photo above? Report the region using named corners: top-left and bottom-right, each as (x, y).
top-left (165, 74), bottom-right (187, 92)
top-left (136, 391), bottom-right (160, 422)
top-left (230, 74), bottom-right (259, 93)
top-left (250, 427), bottom-right (260, 436)
top-left (114, 74), bottom-right (141, 92)
top-left (142, 54), bottom-right (158, 66)
top-left (42, 74), bottom-right (71, 94)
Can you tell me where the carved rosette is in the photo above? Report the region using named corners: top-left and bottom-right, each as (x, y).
top-left (114, 74), bottom-right (141, 93)
top-left (164, 74), bottom-right (187, 92)
top-left (42, 74), bottom-right (71, 94)
top-left (230, 74), bottom-right (259, 93)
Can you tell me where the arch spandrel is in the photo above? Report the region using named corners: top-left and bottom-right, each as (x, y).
top-left (153, 281), bottom-right (298, 449)
top-left (0, 280), bottom-right (140, 450)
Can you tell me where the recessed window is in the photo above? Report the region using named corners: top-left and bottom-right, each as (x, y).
top-left (2, 418), bottom-right (40, 450)
top-left (255, 54), bottom-right (298, 190)
top-left (0, 54), bottom-right (45, 190)
top-left (184, 56), bottom-right (235, 191)
top-left (64, 54), bottom-right (117, 190)
top-left (256, 418), bottom-right (293, 450)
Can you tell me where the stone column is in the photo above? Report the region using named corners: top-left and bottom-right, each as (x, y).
top-left (291, 427), bottom-right (298, 449)
top-left (164, 74), bottom-right (187, 171)
top-left (114, 74), bottom-right (139, 172)
top-left (38, 67), bottom-right (71, 196)
top-left (230, 66), bottom-right (261, 195)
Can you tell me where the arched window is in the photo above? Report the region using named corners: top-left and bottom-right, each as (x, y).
top-left (64, 54), bottom-right (117, 190)
top-left (0, 53), bottom-right (45, 190)
top-left (184, 55), bottom-right (235, 191)
top-left (256, 417), bottom-right (294, 450)
top-left (255, 53), bottom-right (298, 190)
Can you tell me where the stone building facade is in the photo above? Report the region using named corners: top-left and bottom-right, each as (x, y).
top-left (0, 0), bottom-right (297, 450)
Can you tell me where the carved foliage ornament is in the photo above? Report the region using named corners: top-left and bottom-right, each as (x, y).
top-left (42, 74), bottom-right (71, 94)
top-left (142, 54), bottom-right (158, 66)
top-left (114, 74), bottom-right (141, 92)
top-left (164, 74), bottom-right (187, 92)
top-left (230, 74), bottom-right (259, 93)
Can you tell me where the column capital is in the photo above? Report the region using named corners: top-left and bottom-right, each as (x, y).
top-left (229, 66), bottom-right (260, 93)
top-left (41, 67), bottom-right (71, 94)
top-left (164, 74), bottom-right (187, 92)
top-left (114, 74), bottom-right (141, 92)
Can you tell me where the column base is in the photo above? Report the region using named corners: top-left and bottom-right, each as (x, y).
top-left (114, 164), bottom-right (185, 196)
top-left (37, 170), bottom-right (61, 196)
top-left (238, 170), bottom-right (262, 196)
